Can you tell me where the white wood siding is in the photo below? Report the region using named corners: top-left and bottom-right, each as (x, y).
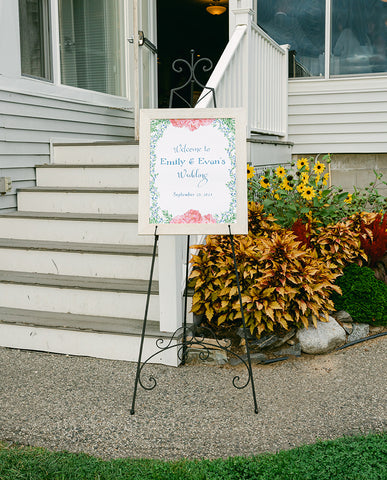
top-left (0, 89), bottom-right (134, 213)
top-left (288, 76), bottom-right (387, 154)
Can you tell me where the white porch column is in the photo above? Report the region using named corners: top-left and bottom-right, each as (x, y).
top-left (158, 235), bottom-right (185, 333)
top-left (229, 0), bottom-right (255, 33)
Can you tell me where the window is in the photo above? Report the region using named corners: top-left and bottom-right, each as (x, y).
top-left (331, 0), bottom-right (387, 75)
top-left (257, 0), bottom-right (326, 77)
top-left (257, 0), bottom-right (387, 78)
top-left (58, 0), bottom-right (126, 96)
top-left (19, 0), bottom-right (52, 80)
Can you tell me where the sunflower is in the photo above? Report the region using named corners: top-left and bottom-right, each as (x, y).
top-left (297, 158), bottom-right (309, 171)
top-left (275, 166), bottom-right (286, 178)
top-left (247, 164), bottom-right (255, 179)
top-left (301, 185), bottom-right (316, 201)
top-left (344, 193), bottom-right (352, 204)
top-left (322, 173), bottom-right (330, 186)
top-left (260, 176), bottom-right (270, 189)
top-left (300, 172), bottom-right (309, 184)
top-left (280, 179), bottom-right (293, 191)
top-left (297, 184), bottom-right (305, 193)
top-left (315, 174), bottom-right (320, 185)
top-left (313, 161), bottom-right (325, 174)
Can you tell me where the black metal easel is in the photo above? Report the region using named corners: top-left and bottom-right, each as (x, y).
top-left (130, 51), bottom-right (258, 415)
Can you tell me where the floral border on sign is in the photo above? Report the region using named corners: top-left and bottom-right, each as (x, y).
top-left (148, 118), bottom-right (237, 224)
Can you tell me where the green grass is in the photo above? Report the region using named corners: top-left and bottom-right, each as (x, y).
top-left (0, 432), bottom-right (386, 480)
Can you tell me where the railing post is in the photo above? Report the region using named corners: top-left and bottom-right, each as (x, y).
top-left (158, 235), bottom-right (185, 335)
top-left (231, 8), bottom-right (254, 137)
top-left (280, 44), bottom-right (290, 141)
top-left (229, 0), bottom-right (255, 33)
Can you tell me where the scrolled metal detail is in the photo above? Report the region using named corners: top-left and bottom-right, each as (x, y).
top-left (193, 56), bottom-right (214, 78)
top-left (138, 372), bottom-right (157, 391)
top-left (136, 322), bottom-right (253, 394)
top-left (169, 49), bottom-right (216, 108)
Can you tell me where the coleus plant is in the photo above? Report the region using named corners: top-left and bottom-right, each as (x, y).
top-left (190, 210), bottom-right (343, 337)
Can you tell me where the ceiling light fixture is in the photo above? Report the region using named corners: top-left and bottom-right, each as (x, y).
top-left (206, 0), bottom-right (227, 16)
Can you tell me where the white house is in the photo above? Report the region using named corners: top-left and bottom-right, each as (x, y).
top-left (0, 0), bottom-right (386, 365)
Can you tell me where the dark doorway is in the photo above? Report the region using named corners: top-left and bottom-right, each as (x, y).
top-left (157, 0), bottom-right (229, 107)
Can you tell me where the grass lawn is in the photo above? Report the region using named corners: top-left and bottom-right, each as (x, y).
top-left (0, 432), bottom-right (386, 480)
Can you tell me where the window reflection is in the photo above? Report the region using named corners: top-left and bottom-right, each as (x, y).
top-left (257, 0), bottom-right (326, 77)
top-left (331, 0), bottom-right (387, 75)
top-left (19, 0), bottom-right (52, 80)
top-left (257, 0), bottom-right (387, 78)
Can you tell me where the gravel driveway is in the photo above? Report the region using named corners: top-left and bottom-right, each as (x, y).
top-left (0, 337), bottom-right (386, 460)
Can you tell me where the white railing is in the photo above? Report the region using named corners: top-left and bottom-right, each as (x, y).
top-left (198, 17), bottom-right (289, 138)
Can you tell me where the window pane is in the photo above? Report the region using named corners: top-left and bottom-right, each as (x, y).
top-left (59, 0), bottom-right (126, 96)
top-left (19, 0), bottom-right (51, 80)
top-left (331, 0), bottom-right (387, 75)
top-left (257, 0), bottom-right (326, 77)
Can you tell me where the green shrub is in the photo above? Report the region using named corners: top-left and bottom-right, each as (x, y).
top-left (331, 263), bottom-right (387, 325)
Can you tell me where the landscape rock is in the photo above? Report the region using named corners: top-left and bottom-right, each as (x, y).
top-left (341, 322), bottom-right (353, 334)
top-left (228, 352), bottom-right (268, 366)
top-left (236, 327), bottom-right (256, 341)
top-left (249, 329), bottom-right (296, 350)
top-left (296, 317), bottom-right (346, 354)
top-left (333, 310), bottom-right (354, 323)
top-left (272, 343), bottom-right (301, 357)
top-left (347, 323), bottom-right (370, 343)
top-left (369, 326), bottom-right (386, 335)
top-left (187, 348), bottom-right (228, 365)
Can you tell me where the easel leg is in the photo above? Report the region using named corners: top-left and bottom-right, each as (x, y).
top-left (130, 227), bottom-right (159, 415)
top-left (181, 235), bottom-right (190, 365)
top-left (228, 226), bottom-right (259, 414)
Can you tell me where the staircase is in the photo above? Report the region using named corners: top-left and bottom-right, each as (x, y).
top-left (0, 142), bottom-right (179, 366)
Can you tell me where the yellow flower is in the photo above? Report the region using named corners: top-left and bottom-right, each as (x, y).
top-left (344, 193), bottom-right (352, 204)
top-left (274, 193), bottom-right (280, 200)
top-left (275, 166), bottom-right (286, 178)
top-left (260, 176), bottom-right (270, 189)
top-left (301, 172), bottom-right (309, 184)
top-left (297, 184), bottom-right (305, 193)
top-left (301, 185), bottom-right (316, 201)
top-left (313, 161), bottom-right (325, 174)
top-left (322, 173), bottom-right (329, 186)
top-left (297, 158), bottom-right (309, 171)
top-left (280, 179), bottom-right (293, 191)
top-left (247, 164), bottom-right (255, 179)
top-left (315, 174), bottom-right (320, 185)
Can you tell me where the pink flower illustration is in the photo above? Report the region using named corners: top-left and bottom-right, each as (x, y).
top-left (170, 210), bottom-right (216, 224)
top-left (170, 119), bottom-right (214, 131)
top-left (202, 214), bottom-right (217, 224)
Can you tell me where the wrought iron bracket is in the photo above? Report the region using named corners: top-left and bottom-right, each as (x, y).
top-left (169, 49), bottom-right (216, 108)
top-left (131, 323), bottom-right (254, 393)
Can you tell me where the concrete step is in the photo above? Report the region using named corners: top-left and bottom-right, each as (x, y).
top-left (0, 239), bottom-right (157, 280)
top-left (36, 164), bottom-right (139, 189)
top-left (248, 136), bottom-right (293, 168)
top-left (52, 142), bottom-right (139, 165)
top-left (0, 270), bottom-right (160, 320)
top-left (0, 212), bottom-right (153, 245)
top-left (17, 187), bottom-right (138, 215)
top-left (0, 307), bottom-right (178, 365)
top-left (0, 306), bottom-right (166, 337)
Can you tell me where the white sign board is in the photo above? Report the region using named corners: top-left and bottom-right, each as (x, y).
top-left (138, 108), bottom-right (248, 235)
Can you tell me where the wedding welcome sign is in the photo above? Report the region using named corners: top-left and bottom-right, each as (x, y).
top-left (138, 108), bottom-right (248, 235)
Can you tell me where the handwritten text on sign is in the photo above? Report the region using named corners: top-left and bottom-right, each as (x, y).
top-left (149, 118), bottom-right (236, 225)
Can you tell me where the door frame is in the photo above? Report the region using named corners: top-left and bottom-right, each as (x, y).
top-left (131, 0), bottom-right (158, 139)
